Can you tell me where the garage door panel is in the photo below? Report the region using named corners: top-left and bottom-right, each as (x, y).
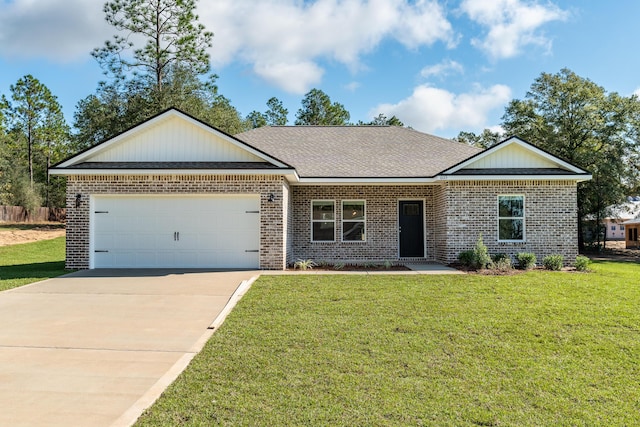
top-left (93, 195), bottom-right (260, 269)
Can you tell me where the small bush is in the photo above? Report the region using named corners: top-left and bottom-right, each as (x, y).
top-left (574, 255), bottom-right (591, 272)
top-left (516, 252), bottom-right (537, 270)
top-left (383, 260), bottom-right (393, 270)
top-left (316, 260), bottom-right (330, 268)
top-left (472, 234), bottom-right (492, 270)
top-left (492, 254), bottom-right (512, 271)
top-left (294, 259), bottom-right (316, 270)
top-left (492, 253), bottom-right (509, 263)
top-left (458, 250), bottom-right (475, 267)
top-left (543, 255), bottom-right (564, 271)
top-left (333, 262), bottom-right (345, 270)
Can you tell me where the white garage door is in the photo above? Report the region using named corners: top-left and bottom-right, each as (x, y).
top-left (92, 195), bottom-right (260, 269)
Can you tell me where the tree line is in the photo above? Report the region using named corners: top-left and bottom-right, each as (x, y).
top-left (455, 68), bottom-right (640, 249)
top-left (0, 0), bottom-right (397, 213)
top-left (1, 0), bottom-right (638, 251)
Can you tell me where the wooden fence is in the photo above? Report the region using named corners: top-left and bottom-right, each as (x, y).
top-left (0, 206), bottom-right (66, 223)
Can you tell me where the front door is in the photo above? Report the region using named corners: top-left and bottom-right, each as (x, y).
top-left (399, 200), bottom-right (424, 258)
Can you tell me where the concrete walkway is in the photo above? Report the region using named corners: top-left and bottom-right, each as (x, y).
top-left (0, 269), bottom-right (256, 427)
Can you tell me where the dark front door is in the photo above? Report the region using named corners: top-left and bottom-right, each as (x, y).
top-left (399, 201), bottom-right (424, 258)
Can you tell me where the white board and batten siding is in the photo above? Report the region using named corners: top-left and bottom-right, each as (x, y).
top-left (90, 115), bottom-right (264, 163)
top-left (463, 143), bottom-right (558, 170)
top-left (91, 195), bottom-right (260, 269)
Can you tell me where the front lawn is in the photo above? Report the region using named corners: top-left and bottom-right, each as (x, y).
top-left (0, 237), bottom-right (67, 291)
top-left (137, 261), bottom-right (640, 426)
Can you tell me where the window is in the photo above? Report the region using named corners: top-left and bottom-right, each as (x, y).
top-left (311, 201), bottom-right (335, 241)
top-left (611, 225), bottom-right (617, 231)
top-left (342, 200), bottom-right (366, 241)
top-left (498, 195), bottom-right (524, 241)
top-left (621, 225), bottom-right (625, 231)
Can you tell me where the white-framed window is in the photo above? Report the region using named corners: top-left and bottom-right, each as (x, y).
top-left (311, 200), bottom-right (335, 242)
top-left (342, 200), bottom-right (366, 241)
top-left (498, 195), bottom-right (525, 241)
top-left (621, 225), bottom-right (625, 231)
top-left (612, 225), bottom-right (617, 231)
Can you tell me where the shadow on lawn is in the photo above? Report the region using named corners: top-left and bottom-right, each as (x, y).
top-left (0, 261), bottom-right (67, 280)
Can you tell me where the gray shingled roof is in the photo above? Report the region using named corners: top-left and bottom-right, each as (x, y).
top-left (235, 126), bottom-right (482, 178)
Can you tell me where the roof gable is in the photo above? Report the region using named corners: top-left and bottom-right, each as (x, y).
top-left (442, 136), bottom-right (590, 176)
top-left (56, 109), bottom-right (288, 168)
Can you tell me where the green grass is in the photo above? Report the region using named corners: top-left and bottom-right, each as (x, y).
top-left (137, 261), bottom-right (640, 426)
top-left (0, 237), bottom-right (67, 291)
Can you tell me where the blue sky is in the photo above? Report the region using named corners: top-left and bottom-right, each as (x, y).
top-left (1, 0), bottom-right (639, 138)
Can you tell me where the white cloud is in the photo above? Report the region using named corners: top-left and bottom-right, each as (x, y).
top-left (199, 0), bottom-right (456, 93)
top-left (460, 0), bottom-right (568, 59)
top-left (344, 81), bottom-right (361, 92)
top-left (633, 88), bottom-right (640, 98)
top-left (0, 0), bottom-right (457, 93)
top-left (370, 84), bottom-right (512, 134)
top-left (0, 0), bottom-right (111, 62)
top-left (420, 59), bottom-right (464, 78)
top-left (254, 61), bottom-right (325, 94)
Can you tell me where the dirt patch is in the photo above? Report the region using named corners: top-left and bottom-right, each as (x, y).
top-left (583, 240), bottom-right (640, 262)
top-left (0, 224), bottom-right (66, 247)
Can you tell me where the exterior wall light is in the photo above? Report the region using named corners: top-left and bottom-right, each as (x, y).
top-left (268, 193), bottom-right (275, 202)
top-left (75, 194), bottom-right (82, 208)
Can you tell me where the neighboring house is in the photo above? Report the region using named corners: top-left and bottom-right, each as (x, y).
top-left (602, 198), bottom-right (640, 240)
top-left (50, 108), bottom-right (591, 270)
top-left (623, 218), bottom-right (640, 249)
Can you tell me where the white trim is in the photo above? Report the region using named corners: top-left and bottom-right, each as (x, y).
top-left (295, 173), bottom-right (590, 185)
top-left (442, 137), bottom-right (590, 175)
top-left (50, 168), bottom-right (296, 176)
top-left (298, 177), bottom-right (439, 184)
top-left (311, 200), bottom-right (336, 243)
top-left (89, 195), bottom-right (95, 269)
top-left (397, 199), bottom-right (426, 258)
top-left (497, 194), bottom-right (526, 243)
top-left (55, 109), bottom-right (289, 169)
top-left (341, 200), bottom-right (366, 242)
top-left (438, 174), bottom-right (591, 182)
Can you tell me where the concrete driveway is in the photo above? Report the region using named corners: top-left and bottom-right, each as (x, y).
top-left (0, 269), bottom-right (256, 427)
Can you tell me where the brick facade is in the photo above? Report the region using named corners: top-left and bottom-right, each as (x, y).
top-left (436, 180), bottom-right (579, 264)
top-left (65, 176), bottom-right (579, 270)
top-left (65, 174), bottom-right (288, 270)
top-left (290, 185), bottom-right (436, 263)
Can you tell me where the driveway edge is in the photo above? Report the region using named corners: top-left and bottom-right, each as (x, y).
top-left (111, 274), bottom-right (260, 427)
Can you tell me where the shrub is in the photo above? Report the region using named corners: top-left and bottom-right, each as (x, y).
top-left (574, 255), bottom-right (591, 272)
top-left (516, 252), bottom-right (537, 270)
top-left (492, 253), bottom-right (509, 263)
top-left (492, 253), bottom-right (512, 271)
top-left (316, 260), bottom-right (330, 268)
top-left (383, 260), bottom-right (393, 270)
top-left (543, 255), bottom-right (564, 271)
top-left (472, 234), bottom-right (492, 270)
top-left (333, 262), bottom-right (345, 270)
top-left (294, 259), bottom-right (316, 270)
top-left (458, 250), bottom-right (475, 267)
